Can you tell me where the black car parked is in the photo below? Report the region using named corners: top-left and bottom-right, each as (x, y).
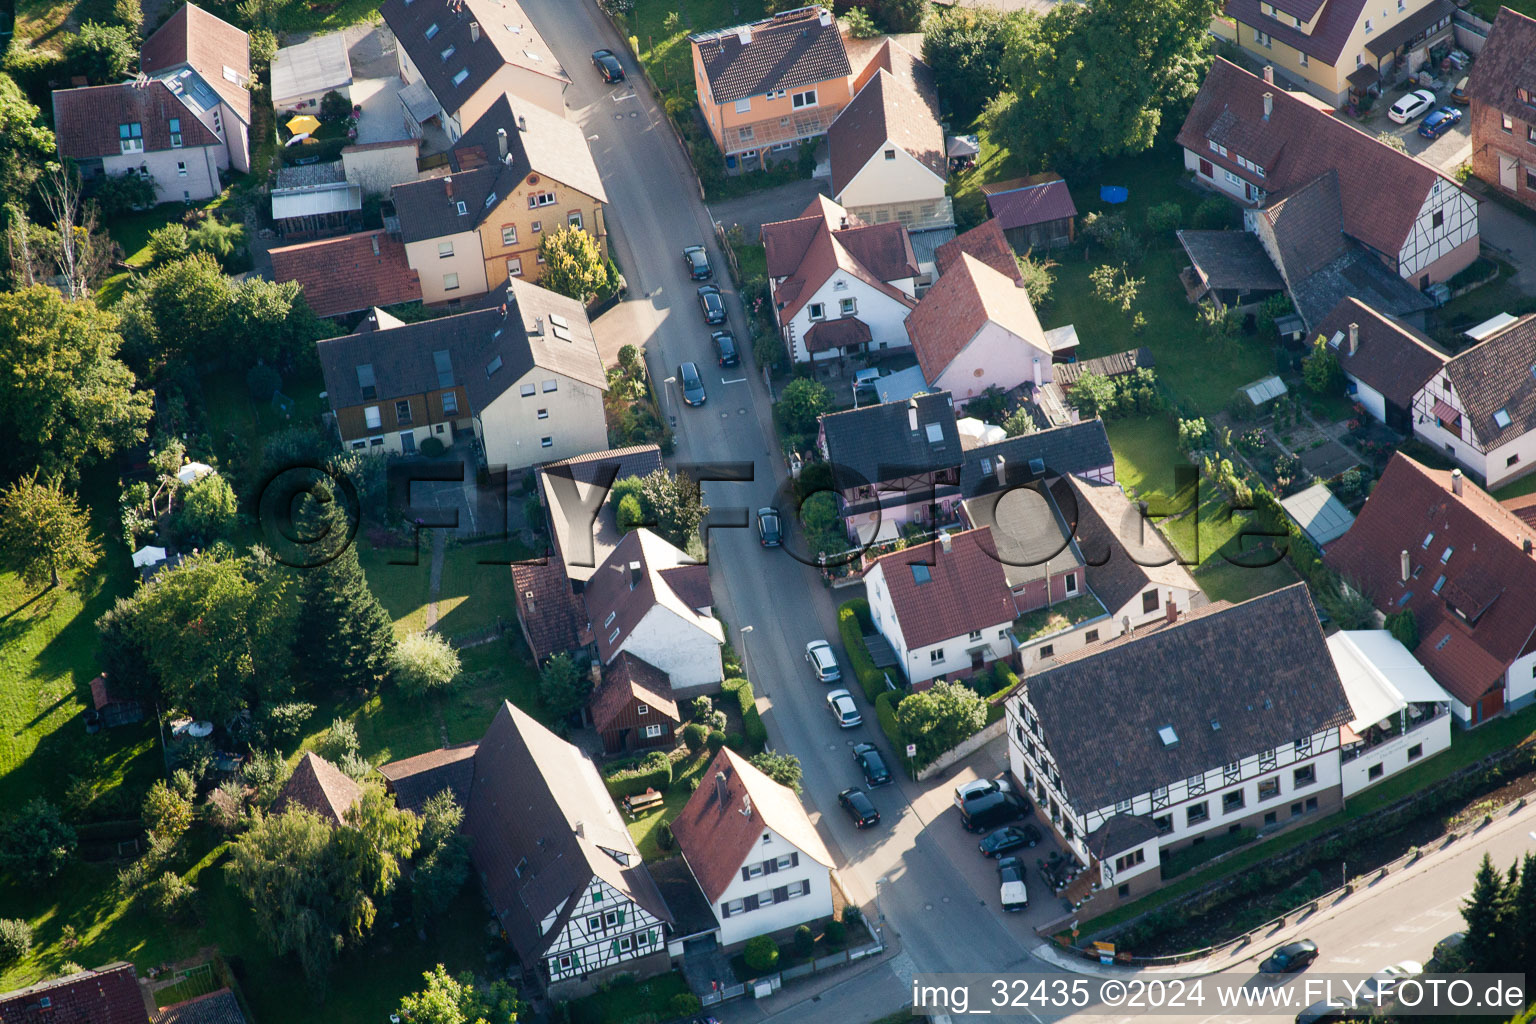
top-left (978, 824), bottom-right (1042, 858)
top-left (711, 329), bottom-right (738, 367)
top-left (590, 49), bottom-right (625, 83)
top-left (853, 742), bottom-right (891, 786)
top-left (839, 787), bottom-right (881, 828)
top-left (1261, 940), bottom-right (1319, 975)
top-left (697, 285), bottom-right (726, 325)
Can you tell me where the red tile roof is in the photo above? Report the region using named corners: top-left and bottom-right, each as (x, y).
top-left (141, 3), bottom-right (251, 124)
top-left (1466, 7), bottom-right (1536, 113)
top-left (982, 174), bottom-right (1078, 231)
top-left (828, 69), bottom-right (945, 197)
top-left (1324, 453), bottom-right (1536, 706)
top-left (1505, 492), bottom-right (1536, 530)
top-left (510, 558), bottom-right (587, 663)
top-left (761, 196), bottom-right (917, 322)
top-left (0, 962), bottom-right (150, 1024)
top-left (669, 749), bottom-right (834, 903)
top-left (934, 218), bottom-right (1022, 283)
top-left (270, 751), bottom-right (363, 825)
top-left (863, 527), bottom-right (1018, 649)
top-left (1314, 296), bottom-right (1447, 409)
top-left (804, 316), bottom-right (871, 353)
top-left (269, 230), bottom-right (422, 318)
top-left (1177, 59), bottom-right (1457, 261)
top-left (52, 82), bottom-right (221, 159)
top-left (591, 652), bottom-right (679, 733)
top-left (89, 674), bottom-right (137, 710)
top-left (905, 251), bottom-right (1048, 383)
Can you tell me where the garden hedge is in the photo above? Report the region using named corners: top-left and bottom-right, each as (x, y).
top-left (838, 599), bottom-right (888, 702)
top-left (723, 677), bottom-right (767, 753)
top-left (603, 751), bottom-right (673, 799)
top-left (875, 690), bottom-right (909, 772)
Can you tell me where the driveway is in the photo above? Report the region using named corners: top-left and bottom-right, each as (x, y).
top-left (1475, 197), bottom-right (1536, 296)
top-left (708, 179), bottom-right (831, 240)
top-left (1348, 84), bottom-right (1470, 173)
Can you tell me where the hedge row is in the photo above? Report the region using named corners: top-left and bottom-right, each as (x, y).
top-left (874, 690), bottom-right (910, 774)
top-left (603, 751), bottom-right (673, 799)
top-left (838, 599), bottom-right (888, 703)
top-left (723, 677), bottom-right (767, 754)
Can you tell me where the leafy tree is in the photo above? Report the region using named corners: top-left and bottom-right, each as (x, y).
top-left (868, 0), bottom-right (927, 32)
top-left (1066, 369), bottom-right (1116, 419)
top-left (146, 870), bottom-right (194, 920)
top-left (247, 362), bottom-right (283, 403)
top-left (894, 681), bottom-right (987, 765)
top-left (749, 751), bottom-right (803, 793)
top-left (148, 223), bottom-right (191, 264)
top-left (90, 171), bottom-right (157, 219)
top-left (922, 7), bottom-right (1009, 122)
top-left (778, 378), bottom-right (831, 435)
top-left (1462, 853), bottom-right (1512, 975)
top-left (793, 924), bottom-right (815, 958)
top-left (706, 729), bottom-right (726, 753)
top-left (1088, 262), bottom-right (1142, 314)
top-left (111, 0), bottom-right (142, 33)
top-left (615, 493), bottom-right (645, 534)
top-left (290, 489), bottom-right (396, 691)
top-left (639, 469), bottom-right (708, 549)
top-left (744, 935), bottom-right (779, 972)
top-left (1001, 405), bottom-right (1037, 437)
top-left (142, 774), bottom-right (195, 845)
top-left (539, 653), bottom-right (590, 720)
top-left (799, 491), bottom-right (845, 562)
top-left (187, 216), bottom-right (249, 271)
top-left (391, 632), bottom-right (462, 697)
top-left (1303, 336), bottom-right (1344, 395)
top-left (842, 7), bottom-right (879, 37)
top-left (397, 964), bottom-right (521, 1024)
top-left (1384, 609), bottom-right (1419, 652)
top-left (66, 21), bottom-right (138, 83)
top-left (1145, 201), bottom-right (1182, 235)
top-left (228, 278), bottom-right (322, 368)
top-left (754, 330), bottom-right (786, 371)
top-left (0, 73), bottom-right (56, 202)
top-left (1014, 252), bottom-right (1056, 310)
top-left (258, 701), bottom-right (316, 745)
top-left (0, 287), bottom-right (152, 480)
top-left (174, 472), bottom-right (239, 547)
top-left (995, 0), bottom-right (1216, 168)
top-left (248, 27), bottom-right (277, 73)
top-left (319, 90), bottom-right (352, 123)
top-left (120, 253), bottom-right (232, 371)
top-left (0, 798), bottom-right (77, 883)
top-left (0, 919), bottom-right (32, 967)
top-left (412, 792), bottom-right (471, 923)
top-left (537, 226), bottom-right (610, 303)
top-left (0, 474), bottom-right (101, 589)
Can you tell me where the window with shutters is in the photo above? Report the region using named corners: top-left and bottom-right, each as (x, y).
top-left (364, 406), bottom-right (381, 429)
top-left (617, 935), bottom-right (632, 953)
top-left (643, 723), bottom-right (663, 738)
top-left (442, 392), bottom-right (458, 415)
top-left (746, 862), bottom-right (765, 879)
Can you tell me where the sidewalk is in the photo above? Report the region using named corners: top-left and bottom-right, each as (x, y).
top-left (1028, 793), bottom-right (1536, 978)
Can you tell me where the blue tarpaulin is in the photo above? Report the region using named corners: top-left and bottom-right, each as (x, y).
top-left (1100, 185), bottom-right (1128, 204)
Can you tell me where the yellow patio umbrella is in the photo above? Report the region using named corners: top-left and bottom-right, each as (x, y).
top-left (286, 114), bottom-right (322, 136)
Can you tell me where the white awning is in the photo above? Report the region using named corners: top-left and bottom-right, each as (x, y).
top-left (1327, 630), bottom-right (1452, 732)
top-left (1465, 312), bottom-right (1517, 342)
top-left (272, 181), bottom-right (363, 220)
top-left (132, 545), bottom-right (167, 568)
top-left (176, 462), bottom-right (215, 485)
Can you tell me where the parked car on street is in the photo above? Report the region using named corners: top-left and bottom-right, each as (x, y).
top-left (711, 329), bottom-right (738, 367)
top-left (954, 776), bottom-right (1016, 812)
top-left (697, 285), bottom-right (726, 324)
top-left (1388, 89), bottom-right (1437, 123)
top-left (683, 244), bottom-right (711, 280)
top-left (805, 640), bottom-right (841, 682)
top-left (839, 787), bottom-right (881, 828)
top-left (1451, 76), bottom-right (1470, 104)
top-left (1364, 960), bottom-right (1423, 1002)
top-left (1295, 997), bottom-right (1355, 1024)
top-left (590, 49), bottom-right (624, 83)
top-left (826, 688), bottom-right (861, 728)
top-left (757, 507), bottom-right (781, 547)
top-left (978, 824), bottom-right (1043, 858)
top-left (853, 742), bottom-right (891, 786)
top-left (1419, 106), bottom-right (1463, 138)
top-left (1261, 939), bottom-right (1319, 975)
top-left (997, 856), bottom-right (1028, 911)
top-left (1428, 931), bottom-right (1465, 970)
top-left (679, 361), bottom-right (706, 406)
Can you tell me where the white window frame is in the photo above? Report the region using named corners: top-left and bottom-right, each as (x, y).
top-left (501, 225), bottom-right (518, 246)
top-left (364, 406), bottom-right (382, 428)
top-left (735, 97), bottom-right (751, 113)
top-left (568, 210), bottom-right (583, 230)
top-left (443, 272), bottom-right (459, 291)
top-left (791, 88), bottom-right (817, 109)
top-left (839, 296), bottom-right (856, 316)
top-left (438, 241), bottom-right (454, 258)
top-left (808, 302), bottom-right (825, 320)
top-left (644, 723), bottom-right (664, 739)
top-left (507, 256), bottom-right (523, 277)
top-left (929, 648), bottom-right (944, 663)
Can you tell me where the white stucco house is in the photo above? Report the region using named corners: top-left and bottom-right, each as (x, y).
top-left (581, 529), bottom-right (725, 695)
top-left (826, 67), bottom-right (951, 232)
top-left (1313, 296), bottom-right (1448, 434)
top-left (761, 196), bottom-right (918, 363)
top-left (670, 749), bottom-right (837, 949)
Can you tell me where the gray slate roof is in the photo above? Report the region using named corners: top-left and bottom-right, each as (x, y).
top-left (958, 420), bottom-right (1115, 498)
top-left (691, 6), bottom-right (851, 106)
top-left (1177, 229), bottom-right (1284, 292)
top-left (1289, 245), bottom-right (1434, 330)
top-left (819, 391), bottom-right (960, 490)
top-left (1023, 583), bottom-right (1352, 814)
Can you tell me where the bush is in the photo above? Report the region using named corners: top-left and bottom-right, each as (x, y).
top-left (793, 924), bottom-right (815, 958)
top-left (743, 935), bottom-right (779, 973)
top-left (0, 798), bottom-right (78, 883)
top-left (842, 904), bottom-right (864, 929)
top-left (603, 751), bottom-right (673, 799)
top-left (147, 870), bottom-right (194, 920)
top-left (656, 820), bottom-right (675, 852)
top-left (668, 993), bottom-right (702, 1017)
top-left (1145, 201), bottom-right (1181, 235)
top-left (390, 631), bottom-right (462, 697)
top-left (148, 222), bottom-right (191, 264)
top-left (320, 717), bottom-right (359, 761)
top-left (616, 493), bottom-right (645, 534)
top-left (838, 599), bottom-right (888, 702)
top-left (875, 690), bottom-right (906, 768)
top-left (0, 918), bottom-right (32, 966)
top-left (824, 918), bottom-right (847, 946)
top-left (706, 729), bottom-right (727, 754)
top-left (1193, 196), bottom-right (1234, 230)
top-left (682, 721), bottom-right (707, 754)
top-left (419, 436), bottom-right (445, 457)
top-left (723, 677), bottom-right (767, 753)
top-left (246, 362), bottom-right (282, 403)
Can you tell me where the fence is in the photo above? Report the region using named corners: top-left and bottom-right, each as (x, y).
top-left (698, 940), bottom-right (886, 1006)
top-left (1453, 9), bottom-right (1491, 53)
top-left (916, 718), bottom-right (1006, 782)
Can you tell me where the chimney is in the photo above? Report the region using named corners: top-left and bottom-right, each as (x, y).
top-left (740, 795), bottom-right (753, 817)
top-left (1451, 468), bottom-right (1463, 496)
top-left (1032, 357), bottom-right (1042, 387)
top-left (628, 559), bottom-right (642, 589)
top-left (736, 25), bottom-right (752, 45)
top-left (1263, 92), bottom-right (1273, 120)
top-left (1263, 64), bottom-right (1274, 84)
top-left (1525, 538), bottom-right (1534, 555)
top-left (939, 531), bottom-right (952, 555)
top-left (1348, 322), bottom-right (1359, 356)
top-left (715, 771), bottom-right (728, 804)
top-left (1165, 599), bottom-right (1178, 625)
top-left (908, 397), bottom-right (919, 433)
top-left (1121, 615), bottom-right (1132, 636)
top-left (994, 454), bottom-right (1006, 485)
top-left (469, 20), bottom-right (479, 41)
top-left (531, 315), bottom-right (544, 336)
top-left (518, 114), bottom-right (527, 132)
top-left (371, 235), bottom-right (380, 257)
top-left (444, 175), bottom-right (453, 198)
top-left (1400, 549), bottom-right (1410, 582)
top-left (839, 216), bottom-right (848, 230)
top-left (497, 127), bottom-right (508, 160)
top-left (819, 7), bottom-right (832, 25)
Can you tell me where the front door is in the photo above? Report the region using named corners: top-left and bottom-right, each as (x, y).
top-left (400, 431), bottom-right (416, 454)
top-left (1500, 154), bottom-right (1519, 191)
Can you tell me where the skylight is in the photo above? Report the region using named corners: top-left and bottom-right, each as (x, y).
top-left (456, 201), bottom-right (468, 216)
top-left (453, 68), bottom-right (470, 86)
top-left (1158, 725), bottom-right (1178, 747)
top-left (1432, 574), bottom-right (1446, 595)
top-left (484, 191), bottom-right (497, 208)
top-left (441, 44), bottom-right (456, 62)
top-left (1494, 408), bottom-right (1513, 429)
top-left (426, 22), bottom-right (439, 38)
top-left (1436, 633), bottom-right (1451, 651)
top-left (485, 355), bottom-right (503, 377)
top-left (1441, 546), bottom-right (1453, 564)
top-left (924, 423), bottom-right (943, 444)
top-left (1422, 532), bottom-right (1434, 549)
top-left (910, 564), bottom-right (930, 585)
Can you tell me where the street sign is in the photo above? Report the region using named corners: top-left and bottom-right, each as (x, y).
top-left (906, 744), bottom-right (917, 758)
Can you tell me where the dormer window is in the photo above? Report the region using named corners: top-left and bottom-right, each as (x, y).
top-left (1519, 87), bottom-right (1533, 106)
top-left (119, 122), bottom-right (143, 154)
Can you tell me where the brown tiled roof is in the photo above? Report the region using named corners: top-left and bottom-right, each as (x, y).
top-left (376, 742), bottom-right (479, 815)
top-left (0, 963), bottom-right (150, 1024)
top-left (1223, 0), bottom-right (1369, 66)
top-left (669, 749), bottom-right (834, 904)
top-left (270, 751), bottom-right (362, 825)
top-left (52, 82), bottom-right (221, 159)
top-left (1324, 453), bottom-right (1536, 706)
top-left (691, 6), bottom-right (851, 106)
top-left (1442, 314), bottom-right (1536, 448)
top-left (1257, 170), bottom-right (1348, 282)
top-left (905, 251), bottom-right (1047, 382)
top-left (828, 69), bottom-right (945, 197)
top-left (141, 4), bottom-right (251, 124)
top-left (1057, 476), bottom-right (1201, 616)
top-left (847, 36), bottom-right (939, 117)
top-left (761, 197), bottom-right (917, 322)
top-left (1178, 59), bottom-right (1457, 259)
top-left (153, 988), bottom-right (245, 1024)
top-left (935, 219), bottom-right (1022, 283)
top-left (582, 529), bottom-right (723, 665)
top-left (269, 230), bottom-right (422, 318)
top-left (89, 674), bottom-right (137, 710)
top-left (863, 527), bottom-right (1018, 649)
top-left (804, 316), bottom-right (871, 353)
top-left (464, 701), bottom-right (670, 964)
top-left (1504, 491), bottom-right (1536, 530)
top-left (983, 175), bottom-right (1078, 231)
top-left (1466, 7), bottom-right (1536, 112)
top-left (511, 558), bottom-right (587, 662)
top-left (1024, 584), bottom-right (1352, 813)
top-left (1314, 296), bottom-right (1447, 408)
top-left (591, 652), bottom-right (679, 733)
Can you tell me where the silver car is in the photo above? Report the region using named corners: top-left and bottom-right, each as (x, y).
top-left (826, 688), bottom-right (861, 728)
top-left (805, 640), bottom-right (841, 682)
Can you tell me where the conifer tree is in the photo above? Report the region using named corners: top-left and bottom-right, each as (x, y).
top-left (291, 486), bottom-right (395, 689)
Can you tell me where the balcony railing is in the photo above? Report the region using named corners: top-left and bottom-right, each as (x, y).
top-left (724, 106), bottom-right (842, 154)
top-left (1340, 703), bottom-right (1447, 763)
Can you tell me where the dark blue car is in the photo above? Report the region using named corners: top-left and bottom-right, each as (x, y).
top-left (1418, 106), bottom-right (1463, 139)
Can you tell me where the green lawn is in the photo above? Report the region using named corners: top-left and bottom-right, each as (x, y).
top-left (619, 0), bottom-right (764, 107)
top-left (733, 242), bottom-right (767, 283)
top-left (627, 750), bottom-right (711, 861)
top-left (109, 205), bottom-right (189, 269)
top-left (1081, 702), bottom-right (1536, 937)
top-left (1493, 474), bottom-right (1536, 501)
top-left (568, 970), bottom-right (692, 1024)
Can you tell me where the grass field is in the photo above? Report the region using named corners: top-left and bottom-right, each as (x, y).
top-left (619, 0), bottom-right (765, 109)
top-left (627, 749), bottom-right (711, 861)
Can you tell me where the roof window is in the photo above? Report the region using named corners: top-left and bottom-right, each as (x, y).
top-left (925, 423), bottom-right (943, 444)
top-left (456, 201), bottom-right (468, 216)
top-left (1494, 408), bottom-right (1513, 429)
top-left (453, 68), bottom-right (470, 86)
top-left (441, 44), bottom-right (456, 62)
top-left (1436, 633), bottom-right (1451, 651)
top-left (1432, 574), bottom-right (1446, 595)
top-left (486, 355), bottom-right (503, 377)
top-left (1422, 532), bottom-right (1434, 549)
top-left (1158, 725), bottom-right (1178, 747)
top-left (910, 564), bottom-right (930, 585)
top-left (426, 22), bottom-right (439, 38)
top-left (1440, 546), bottom-right (1453, 564)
